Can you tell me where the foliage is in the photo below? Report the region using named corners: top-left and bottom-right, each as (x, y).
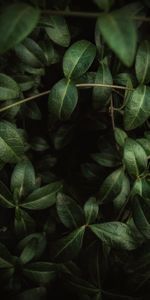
top-left (0, 0), bottom-right (150, 299)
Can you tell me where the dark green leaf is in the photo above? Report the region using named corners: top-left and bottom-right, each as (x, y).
top-left (19, 238), bottom-right (38, 265)
top-left (17, 233), bottom-right (46, 260)
top-left (93, 0), bottom-right (114, 12)
top-left (0, 181), bottom-right (14, 208)
top-left (91, 152), bottom-right (120, 167)
top-left (23, 262), bottom-right (57, 284)
top-left (132, 198), bottom-right (150, 239)
top-left (113, 174), bottom-right (130, 211)
top-left (0, 242), bottom-right (15, 268)
top-left (17, 287), bottom-right (47, 300)
top-left (0, 3), bottom-right (40, 54)
top-left (48, 78), bottom-right (78, 120)
top-left (114, 127), bottom-right (128, 147)
top-left (0, 73), bottom-right (20, 101)
top-left (63, 40), bottom-right (96, 79)
top-left (135, 40), bottom-right (150, 84)
top-left (84, 197), bottom-right (99, 224)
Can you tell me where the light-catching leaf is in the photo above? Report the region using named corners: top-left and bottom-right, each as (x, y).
top-left (84, 197), bottom-right (99, 224)
top-left (123, 138), bottom-right (147, 177)
top-left (23, 262), bottom-right (57, 284)
top-left (0, 73), bottom-right (20, 101)
top-left (0, 3), bottom-right (40, 54)
top-left (135, 40), bottom-right (150, 84)
top-left (63, 40), bottom-right (96, 79)
top-left (56, 193), bottom-right (85, 229)
top-left (51, 227), bottom-right (85, 262)
top-left (48, 78), bottom-right (78, 120)
top-left (114, 127), bottom-right (128, 147)
top-left (97, 10), bottom-right (137, 66)
top-left (90, 222), bottom-right (138, 250)
top-left (20, 181), bottom-right (63, 210)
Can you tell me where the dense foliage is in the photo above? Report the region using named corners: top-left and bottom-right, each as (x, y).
top-left (0, 0), bottom-right (150, 299)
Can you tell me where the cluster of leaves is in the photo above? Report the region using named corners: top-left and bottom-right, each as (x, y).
top-left (0, 0), bottom-right (150, 299)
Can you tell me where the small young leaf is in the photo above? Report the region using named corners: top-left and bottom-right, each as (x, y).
top-left (11, 160), bottom-right (36, 196)
top-left (92, 59), bottom-right (113, 109)
top-left (0, 3), bottom-right (40, 54)
top-left (48, 78), bottom-right (78, 120)
top-left (135, 40), bottom-right (150, 84)
top-left (124, 85), bottom-right (150, 130)
top-left (114, 127), bottom-right (128, 147)
top-left (84, 197), bottom-right (99, 224)
top-left (97, 10), bottom-right (137, 66)
top-left (123, 138), bottom-right (147, 177)
top-left (0, 121), bottom-right (24, 163)
top-left (23, 262), bottom-right (57, 284)
top-left (90, 222), bottom-right (138, 250)
top-left (51, 227), bottom-right (85, 262)
top-left (0, 73), bottom-right (20, 101)
top-left (63, 40), bottom-right (96, 79)
top-left (45, 15), bottom-right (71, 47)
top-left (56, 193), bottom-right (84, 229)
top-left (98, 168), bottom-right (124, 203)
top-left (20, 181), bottom-right (62, 210)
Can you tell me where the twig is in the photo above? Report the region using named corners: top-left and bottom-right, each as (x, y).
top-left (76, 83), bottom-right (134, 91)
top-left (110, 95), bottom-right (115, 130)
top-left (42, 10), bottom-right (150, 22)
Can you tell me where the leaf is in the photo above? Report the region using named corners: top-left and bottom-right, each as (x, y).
top-left (53, 124), bottom-right (73, 150)
top-left (132, 198), bottom-right (150, 239)
top-left (97, 10), bottom-right (137, 66)
top-left (136, 138), bottom-right (150, 155)
top-left (90, 222), bottom-right (138, 250)
top-left (0, 181), bottom-right (14, 208)
top-left (114, 127), bottom-right (128, 147)
top-left (84, 197), bottom-right (99, 224)
top-left (64, 274), bottom-right (100, 296)
top-left (0, 242), bottom-right (14, 268)
top-left (17, 233), bottom-right (46, 261)
top-left (135, 40), bottom-right (150, 84)
top-left (48, 78), bottom-right (78, 120)
top-left (0, 121), bottom-right (24, 163)
top-left (92, 60), bottom-right (113, 109)
top-left (15, 38), bottom-right (47, 68)
top-left (19, 238), bottom-right (38, 265)
top-left (11, 160), bottom-right (36, 197)
top-left (23, 262), bottom-right (57, 284)
top-left (113, 174), bottom-right (130, 211)
top-left (44, 15), bottom-right (71, 47)
top-left (98, 168), bottom-right (124, 203)
top-left (17, 287), bottom-right (47, 300)
top-left (51, 227), bottom-right (85, 262)
top-left (15, 75), bottom-right (35, 92)
top-left (20, 181), bottom-right (63, 210)
top-left (63, 40), bottom-right (96, 79)
top-left (93, 0), bottom-right (114, 12)
top-left (0, 73), bottom-right (20, 101)
top-left (15, 208), bottom-right (36, 237)
top-left (124, 85), bottom-right (150, 130)
top-left (30, 137), bottom-right (49, 152)
top-left (0, 3), bottom-right (40, 54)
top-left (123, 138), bottom-right (147, 177)
top-left (91, 152), bottom-right (120, 167)
top-left (56, 193), bottom-right (85, 229)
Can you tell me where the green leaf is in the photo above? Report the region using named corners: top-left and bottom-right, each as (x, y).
top-left (135, 40), bottom-right (150, 84)
top-left (56, 193), bottom-right (85, 229)
top-left (0, 242), bottom-right (14, 268)
top-left (11, 160), bottom-right (36, 197)
top-left (123, 138), bottom-right (147, 177)
top-left (0, 3), bottom-right (40, 54)
top-left (15, 75), bottom-right (35, 92)
top-left (23, 262), bottom-right (57, 284)
top-left (17, 287), bottom-right (47, 300)
top-left (92, 60), bottom-right (113, 109)
top-left (124, 85), bottom-right (150, 130)
top-left (0, 121), bottom-right (24, 163)
top-left (91, 152), bottom-right (120, 167)
top-left (53, 124), bottom-right (73, 150)
top-left (20, 181), bottom-right (63, 210)
top-left (113, 174), bottom-right (130, 211)
top-left (0, 73), bottom-right (20, 101)
top-left (30, 136), bottom-right (49, 152)
top-left (136, 138), bottom-right (150, 156)
top-left (15, 208), bottom-right (35, 237)
top-left (132, 198), bottom-right (150, 239)
top-left (93, 0), bottom-right (114, 12)
top-left (84, 197), bottom-right (99, 224)
top-left (15, 38), bottom-right (47, 67)
top-left (17, 233), bottom-right (46, 261)
top-left (19, 238), bottom-right (38, 265)
top-left (97, 10), bottom-right (137, 66)
top-left (114, 127), bottom-right (128, 147)
top-left (63, 40), bottom-right (96, 79)
top-left (98, 168), bottom-right (124, 203)
top-left (90, 222), bottom-right (138, 250)
top-left (51, 227), bottom-right (85, 262)
top-left (44, 16), bottom-right (71, 47)
top-left (48, 78), bottom-right (78, 120)
top-left (0, 181), bottom-right (14, 208)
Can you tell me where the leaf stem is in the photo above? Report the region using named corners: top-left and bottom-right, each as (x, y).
top-left (42, 10), bottom-right (150, 22)
top-left (0, 83), bottom-right (133, 113)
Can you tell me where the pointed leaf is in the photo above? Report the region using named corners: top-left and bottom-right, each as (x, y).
top-left (56, 193), bottom-right (85, 229)
top-left (135, 40), bottom-right (150, 84)
top-left (23, 262), bottom-right (57, 284)
top-left (114, 127), bottom-right (128, 147)
top-left (45, 16), bottom-right (70, 47)
top-left (132, 198), bottom-right (150, 239)
top-left (84, 197), bottom-right (99, 224)
top-left (20, 238), bottom-right (38, 265)
top-left (17, 233), bottom-right (46, 261)
top-left (63, 40), bottom-right (96, 79)
top-left (48, 78), bottom-right (78, 120)
top-left (0, 73), bottom-right (20, 101)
